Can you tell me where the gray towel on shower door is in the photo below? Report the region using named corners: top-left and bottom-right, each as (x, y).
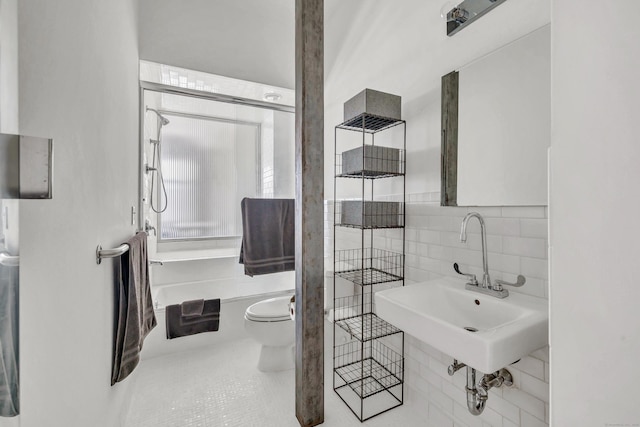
top-left (112, 232), bottom-right (157, 385)
top-left (239, 198), bottom-right (295, 277)
top-left (166, 299), bottom-right (221, 339)
top-left (0, 263), bottom-right (19, 416)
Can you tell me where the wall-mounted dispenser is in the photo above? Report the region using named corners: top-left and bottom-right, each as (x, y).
top-left (0, 133), bottom-right (53, 199)
top-left (441, 0), bottom-right (507, 36)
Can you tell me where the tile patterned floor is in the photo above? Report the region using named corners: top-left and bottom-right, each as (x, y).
top-left (125, 325), bottom-right (425, 426)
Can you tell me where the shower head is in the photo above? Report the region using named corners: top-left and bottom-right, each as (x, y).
top-left (146, 107), bottom-right (170, 126)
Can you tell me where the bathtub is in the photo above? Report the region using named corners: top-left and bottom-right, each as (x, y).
top-left (141, 271), bottom-right (295, 360)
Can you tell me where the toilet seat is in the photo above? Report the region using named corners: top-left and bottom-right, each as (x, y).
top-left (245, 295), bottom-right (292, 322)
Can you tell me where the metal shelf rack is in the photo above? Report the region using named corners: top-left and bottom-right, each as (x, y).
top-left (333, 112), bottom-right (406, 422)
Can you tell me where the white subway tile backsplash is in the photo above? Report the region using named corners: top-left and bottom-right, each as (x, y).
top-left (429, 357), bottom-right (456, 382)
top-left (443, 230), bottom-right (476, 249)
top-left (509, 276), bottom-right (546, 299)
top-left (442, 377), bottom-right (465, 402)
top-left (411, 396), bottom-right (431, 424)
top-left (416, 242), bottom-right (429, 256)
top-left (407, 214), bottom-right (429, 228)
top-left (477, 407), bottom-right (504, 427)
top-left (428, 244), bottom-right (454, 261)
top-left (519, 373), bottom-right (550, 403)
top-left (503, 418), bottom-right (519, 427)
top-left (520, 256), bottom-right (549, 280)
top-left (418, 229), bottom-right (441, 244)
top-left (466, 206), bottom-right (504, 218)
top-left (429, 387), bottom-right (455, 413)
top-left (502, 236), bottom-right (547, 259)
top-left (429, 403), bottom-right (455, 427)
top-left (501, 206), bottom-right (547, 219)
top-left (530, 347), bottom-right (550, 363)
top-left (405, 228), bottom-right (418, 241)
top-left (406, 204), bottom-right (429, 216)
top-left (427, 342), bottom-right (459, 366)
top-left (485, 217), bottom-right (521, 237)
top-left (428, 214), bottom-right (453, 231)
top-left (485, 392), bottom-right (521, 424)
top-left (442, 206), bottom-right (470, 217)
top-left (512, 356), bottom-right (545, 380)
top-left (420, 362), bottom-right (446, 389)
top-left (451, 247), bottom-right (481, 268)
top-left (522, 410), bottom-right (548, 427)
top-left (519, 219), bottom-right (548, 239)
top-left (453, 402), bottom-right (485, 427)
top-left (502, 387), bottom-right (545, 421)
top-left (486, 253), bottom-right (522, 275)
top-left (412, 371), bottom-right (432, 396)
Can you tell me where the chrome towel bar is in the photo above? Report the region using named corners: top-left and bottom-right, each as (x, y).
top-left (96, 244), bottom-right (129, 265)
top-left (0, 252), bottom-right (19, 267)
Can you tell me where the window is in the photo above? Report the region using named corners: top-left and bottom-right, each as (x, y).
top-left (142, 87), bottom-right (295, 248)
top-left (159, 113), bottom-right (261, 240)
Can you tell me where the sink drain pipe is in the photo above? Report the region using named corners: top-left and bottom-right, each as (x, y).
top-left (448, 360), bottom-right (513, 415)
top-left (466, 367), bottom-right (513, 415)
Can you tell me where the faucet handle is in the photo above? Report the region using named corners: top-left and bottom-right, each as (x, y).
top-left (453, 263), bottom-right (478, 285)
top-left (493, 275), bottom-right (526, 290)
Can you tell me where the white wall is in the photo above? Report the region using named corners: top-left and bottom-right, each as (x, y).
top-left (550, 1), bottom-right (640, 425)
top-left (0, 0), bottom-right (20, 425)
top-left (0, 0), bottom-right (20, 257)
top-left (18, 1), bottom-right (139, 426)
top-left (324, 0), bottom-right (549, 200)
top-left (0, 0), bottom-right (19, 135)
top-left (138, 0), bottom-right (294, 89)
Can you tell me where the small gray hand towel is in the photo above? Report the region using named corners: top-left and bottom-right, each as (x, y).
top-left (181, 299), bottom-right (204, 318)
top-left (166, 299), bottom-right (221, 339)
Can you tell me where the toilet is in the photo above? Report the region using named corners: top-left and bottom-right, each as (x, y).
top-left (244, 295), bottom-right (295, 372)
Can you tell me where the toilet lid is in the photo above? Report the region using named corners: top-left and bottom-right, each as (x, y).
top-left (245, 295), bottom-right (293, 322)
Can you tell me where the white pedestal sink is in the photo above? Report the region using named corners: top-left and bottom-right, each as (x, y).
top-left (375, 277), bottom-right (548, 373)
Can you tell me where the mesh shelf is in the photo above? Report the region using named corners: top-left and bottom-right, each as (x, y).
top-left (336, 313), bottom-right (401, 342)
top-left (337, 113), bottom-right (404, 133)
top-left (334, 340), bottom-right (403, 399)
top-left (333, 295), bottom-right (401, 342)
top-left (335, 248), bottom-right (404, 286)
top-left (336, 268), bottom-right (403, 286)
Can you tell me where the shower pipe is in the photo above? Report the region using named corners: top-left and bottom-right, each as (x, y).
top-left (146, 107), bottom-right (169, 214)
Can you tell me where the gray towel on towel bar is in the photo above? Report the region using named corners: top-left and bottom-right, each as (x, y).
top-left (112, 232), bottom-right (157, 386)
top-left (166, 299), bottom-right (221, 339)
top-left (239, 198), bottom-right (295, 277)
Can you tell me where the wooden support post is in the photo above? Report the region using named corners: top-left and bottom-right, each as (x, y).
top-left (294, 0), bottom-right (324, 426)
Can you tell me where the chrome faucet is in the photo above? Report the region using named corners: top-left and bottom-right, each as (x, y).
top-left (456, 212), bottom-right (527, 299)
top-left (460, 212), bottom-right (491, 289)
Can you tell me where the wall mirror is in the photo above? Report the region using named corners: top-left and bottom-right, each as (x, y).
top-left (441, 24), bottom-right (550, 206)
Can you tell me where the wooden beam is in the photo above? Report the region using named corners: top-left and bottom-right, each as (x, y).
top-left (441, 71), bottom-right (459, 206)
top-left (294, 0), bottom-right (324, 426)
